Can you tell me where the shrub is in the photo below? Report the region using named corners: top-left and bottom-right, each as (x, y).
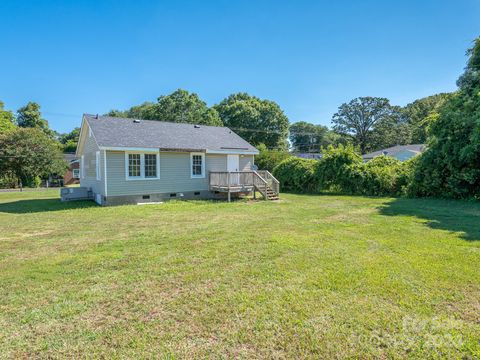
top-left (0, 172), bottom-right (17, 189)
top-left (255, 143), bottom-right (291, 172)
top-left (273, 157), bottom-right (317, 192)
top-left (361, 156), bottom-right (408, 196)
top-left (315, 144), bottom-right (363, 193)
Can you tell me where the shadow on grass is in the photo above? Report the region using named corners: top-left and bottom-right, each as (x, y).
top-left (0, 199), bottom-right (97, 214)
top-left (379, 197), bottom-right (480, 241)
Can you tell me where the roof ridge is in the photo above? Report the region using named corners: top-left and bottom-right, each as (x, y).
top-left (85, 113), bottom-right (228, 130)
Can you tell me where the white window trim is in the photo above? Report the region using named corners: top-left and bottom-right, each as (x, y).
top-left (124, 151), bottom-right (160, 181)
top-left (190, 152), bottom-right (205, 179)
top-left (72, 168), bottom-right (80, 179)
top-left (96, 151), bottom-right (101, 180)
top-left (80, 155), bottom-right (85, 179)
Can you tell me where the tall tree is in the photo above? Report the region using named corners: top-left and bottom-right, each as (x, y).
top-left (0, 101), bottom-right (16, 133)
top-left (107, 102), bottom-right (155, 120)
top-left (59, 127), bottom-right (80, 153)
top-left (403, 93), bottom-right (452, 143)
top-left (16, 102), bottom-right (54, 137)
top-left (107, 90), bottom-right (221, 126)
top-left (331, 97), bottom-right (402, 153)
top-left (151, 90), bottom-right (221, 125)
top-left (369, 106), bottom-right (412, 150)
top-left (411, 38), bottom-right (480, 198)
top-left (289, 121), bottom-right (330, 152)
top-left (214, 93), bottom-right (289, 149)
top-left (0, 128), bottom-right (66, 186)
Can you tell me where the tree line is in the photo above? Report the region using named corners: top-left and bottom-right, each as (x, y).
top-left (105, 90), bottom-right (451, 153)
top-left (0, 36), bottom-right (478, 197)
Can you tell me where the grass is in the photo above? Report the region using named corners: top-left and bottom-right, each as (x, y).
top-left (0, 190), bottom-right (479, 359)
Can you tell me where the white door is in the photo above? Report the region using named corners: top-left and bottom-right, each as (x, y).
top-left (227, 155), bottom-right (240, 185)
top-left (227, 155), bottom-right (239, 172)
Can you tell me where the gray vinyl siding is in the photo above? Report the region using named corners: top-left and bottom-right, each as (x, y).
top-left (79, 125), bottom-right (104, 196)
top-left (106, 151), bottom-right (228, 196)
top-left (239, 155), bottom-right (254, 171)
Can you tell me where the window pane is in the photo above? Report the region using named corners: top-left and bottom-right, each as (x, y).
top-left (145, 154), bottom-right (157, 178)
top-left (128, 154), bottom-right (141, 177)
top-left (192, 155), bottom-right (203, 176)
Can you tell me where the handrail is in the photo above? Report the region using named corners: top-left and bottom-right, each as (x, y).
top-left (209, 170), bottom-right (276, 200)
top-left (252, 171), bottom-right (268, 200)
top-left (256, 170), bottom-right (280, 195)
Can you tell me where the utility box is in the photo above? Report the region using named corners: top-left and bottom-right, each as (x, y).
top-left (60, 187), bottom-right (93, 202)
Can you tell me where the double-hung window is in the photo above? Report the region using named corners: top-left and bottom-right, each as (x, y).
top-left (126, 152), bottom-right (159, 180)
top-left (144, 154), bottom-right (157, 178)
top-left (128, 154), bottom-right (141, 178)
top-left (190, 153), bottom-right (205, 178)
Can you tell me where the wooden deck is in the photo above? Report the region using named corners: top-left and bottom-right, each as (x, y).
top-left (209, 171), bottom-right (280, 201)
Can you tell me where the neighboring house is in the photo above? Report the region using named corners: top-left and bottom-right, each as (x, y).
top-left (72, 114), bottom-right (279, 205)
top-left (293, 153), bottom-right (323, 160)
top-left (362, 144), bottom-right (426, 162)
top-left (63, 153), bottom-right (80, 186)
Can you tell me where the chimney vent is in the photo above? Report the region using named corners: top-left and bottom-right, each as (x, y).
top-left (133, 119), bottom-right (141, 123)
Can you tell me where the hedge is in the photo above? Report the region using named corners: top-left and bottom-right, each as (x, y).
top-left (273, 145), bottom-right (415, 197)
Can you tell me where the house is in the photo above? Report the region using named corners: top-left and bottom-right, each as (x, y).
top-left (71, 114), bottom-right (279, 205)
top-left (293, 153), bottom-right (323, 160)
top-left (63, 153), bottom-right (80, 186)
top-left (362, 144), bottom-right (426, 162)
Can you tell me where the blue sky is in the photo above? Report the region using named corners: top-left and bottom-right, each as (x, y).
top-left (1, 0), bottom-right (479, 133)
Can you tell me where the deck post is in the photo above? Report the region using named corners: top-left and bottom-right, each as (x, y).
top-left (227, 172), bottom-right (231, 202)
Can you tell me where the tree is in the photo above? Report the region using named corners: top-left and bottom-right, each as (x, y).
top-left (107, 90), bottom-right (221, 126)
top-left (255, 143), bottom-right (291, 172)
top-left (59, 127), bottom-right (80, 153)
top-left (402, 93), bottom-right (452, 143)
top-left (368, 106), bottom-right (412, 150)
top-left (332, 97), bottom-right (401, 154)
top-left (16, 102), bottom-right (54, 137)
top-left (410, 38), bottom-right (480, 198)
top-left (0, 101), bottom-right (16, 133)
top-left (107, 102), bottom-right (156, 120)
top-left (289, 121), bottom-right (330, 152)
top-left (151, 90), bottom-right (221, 125)
top-left (0, 128), bottom-right (67, 186)
top-left (214, 93), bottom-right (289, 149)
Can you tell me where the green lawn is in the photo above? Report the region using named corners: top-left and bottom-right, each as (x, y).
top-left (0, 190), bottom-right (479, 358)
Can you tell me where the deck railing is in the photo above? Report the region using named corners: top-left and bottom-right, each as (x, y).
top-left (256, 170), bottom-right (280, 195)
top-left (209, 170), bottom-right (277, 200)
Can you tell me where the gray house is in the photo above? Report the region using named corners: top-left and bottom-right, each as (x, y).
top-left (362, 144), bottom-right (426, 162)
top-left (71, 114), bottom-right (279, 205)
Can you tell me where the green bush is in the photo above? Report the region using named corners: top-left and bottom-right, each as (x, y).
top-left (360, 156), bottom-right (414, 196)
top-left (255, 144), bottom-right (291, 172)
top-left (273, 157), bottom-right (317, 192)
top-left (315, 144), bottom-right (363, 193)
top-left (0, 173), bottom-right (17, 189)
top-left (22, 175), bottom-right (42, 188)
top-left (274, 144), bottom-right (417, 198)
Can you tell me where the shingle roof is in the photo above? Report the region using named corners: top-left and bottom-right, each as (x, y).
top-left (362, 144), bottom-right (426, 159)
top-left (63, 153), bottom-right (78, 163)
top-left (84, 114), bottom-right (258, 153)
